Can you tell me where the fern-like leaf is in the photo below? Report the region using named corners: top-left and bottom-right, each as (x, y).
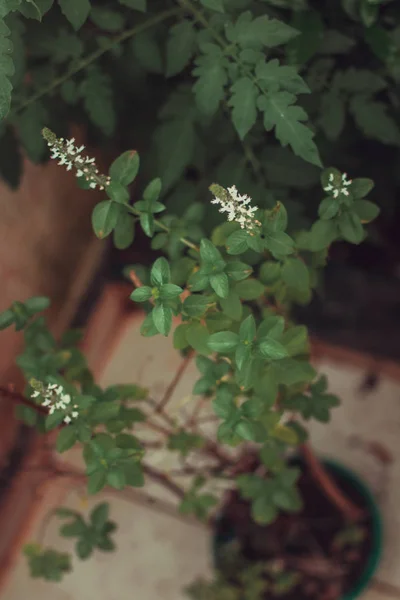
top-left (258, 90), bottom-right (321, 167)
top-left (192, 43), bottom-right (228, 115)
top-left (229, 77), bottom-right (257, 140)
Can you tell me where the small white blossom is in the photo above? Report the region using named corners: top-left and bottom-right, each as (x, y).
top-left (323, 171), bottom-right (353, 199)
top-left (210, 184), bottom-right (261, 233)
top-left (42, 127), bottom-right (111, 191)
top-left (31, 382), bottom-right (80, 425)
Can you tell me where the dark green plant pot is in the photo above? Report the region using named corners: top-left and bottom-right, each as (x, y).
top-left (213, 458), bottom-right (383, 600)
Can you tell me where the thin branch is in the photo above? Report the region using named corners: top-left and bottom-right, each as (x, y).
top-left (300, 443), bottom-right (366, 522)
top-left (12, 8), bottom-right (182, 115)
top-left (154, 350), bottom-right (195, 415)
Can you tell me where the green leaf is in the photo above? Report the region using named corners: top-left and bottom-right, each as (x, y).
top-left (87, 470), bottom-right (107, 495)
top-left (255, 58), bottom-right (310, 94)
top-left (91, 200), bottom-right (121, 239)
top-left (58, 0), bottom-right (90, 30)
top-left (199, 0), bottom-right (224, 11)
top-left (229, 77), bottom-right (257, 140)
top-left (281, 325), bottom-right (308, 356)
top-left (208, 331), bottom-right (239, 353)
top-left (319, 91), bottom-right (346, 142)
top-left (350, 95), bottom-right (400, 146)
top-left (92, 401), bottom-right (120, 422)
top-left (75, 538), bottom-right (92, 560)
top-left (159, 283), bottom-right (183, 300)
top-left (24, 296), bottom-right (50, 313)
top-left (350, 178), bottom-right (374, 199)
top-left (226, 229), bottom-right (251, 255)
top-left (259, 338), bottom-right (288, 360)
top-left (0, 19), bottom-right (14, 120)
top-left (220, 290), bottom-right (242, 321)
top-left (228, 12), bottom-right (298, 49)
top-left (225, 261), bottom-right (252, 281)
top-left (118, 0), bottom-right (146, 10)
top-left (45, 410), bottom-right (65, 431)
top-left (265, 231), bottom-right (295, 257)
top-left (200, 239), bottom-right (222, 264)
top-left (113, 214), bottom-right (135, 250)
top-left (124, 462), bottom-right (144, 487)
top-left (130, 287), bottom-right (152, 302)
top-left (352, 200), bottom-right (380, 223)
top-left (18, 0), bottom-right (53, 20)
top-left (186, 323), bottom-right (210, 355)
top-left (235, 279), bottom-right (264, 300)
top-left (150, 257), bottom-right (170, 286)
top-left (90, 6), bottom-right (124, 31)
top-left (239, 314), bottom-right (256, 343)
top-left (282, 258), bottom-right (310, 291)
top-left (173, 323), bottom-right (189, 349)
top-left (109, 151), bottom-right (139, 186)
top-left (143, 177), bottom-right (162, 203)
top-left (90, 503), bottom-right (109, 529)
top-left (193, 44), bottom-right (227, 115)
top-left (107, 182), bottom-right (129, 204)
top-left (318, 197), bottom-right (340, 220)
top-left (338, 211), bottom-right (364, 244)
top-left (166, 20), bottom-right (196, 77)
top-left (183, 295), bottom-right (210, 317)
top-left (107, 469), bottom-right (126, 490)
top-left (155, 114), bottom-right (196, 192)
top-left (306, 219), bottom-right (337, 251)
top-left (152, 304), bottom-right (172, 336)
top-left (258, 90), bottom-right (322, 167)
top-left (235, 420), bottom-right (262, 442)
top-left (15, 404), bottom-right (37, 426)
top-left (56, 427), bottom-right (78, 453)
top-left (287, 11), bottom-right (323, 64)
top-left (17, 102), bottom-right (48, 163)
top-left (260, 261), bottom-right (281, 285)
top-left (80, 66), bottom-right (115, 136)
top-left (210, 272), bottom-right (229, 298)
top-left (252, 497), bottom-right (277, 525)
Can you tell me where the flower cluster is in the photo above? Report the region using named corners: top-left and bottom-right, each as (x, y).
top-left (209, 184), bottom-right (261, 233)
top-left (323, 172), bottom-right (352, 199)
top-left (42, 127), bottom-right (111, 191)
top-left (31, 382), bottom-right (79, 425)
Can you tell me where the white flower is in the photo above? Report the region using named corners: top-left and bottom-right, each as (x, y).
top-left (210, 184), bottom-right (260, 233)
top-left (31, 382), bottom-right (80, 426)
top-left (324, 172), bottom-right (353, 199)
top-left (42, 128), bottom-right (111, 191)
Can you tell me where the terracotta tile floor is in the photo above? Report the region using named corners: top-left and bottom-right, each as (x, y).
top-left (3, 315), bottom-right (400, 600)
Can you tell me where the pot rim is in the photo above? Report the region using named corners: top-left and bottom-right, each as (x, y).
top-left (213, 457), bottom-right (383, 600)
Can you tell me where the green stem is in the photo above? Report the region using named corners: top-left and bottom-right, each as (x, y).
top-left (127, 205), bottom-right (199, 252)
top-left (12, 7), bottom-right (182, 115)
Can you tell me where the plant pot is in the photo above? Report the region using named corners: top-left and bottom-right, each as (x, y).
top-left (213, 458), bottom-right (382, 600)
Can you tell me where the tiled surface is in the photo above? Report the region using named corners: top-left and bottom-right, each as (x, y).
top-left (3, 314), bottom-right (400, 599)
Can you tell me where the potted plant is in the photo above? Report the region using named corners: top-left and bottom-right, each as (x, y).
top-left (0, 0), bottom-right (386, 597)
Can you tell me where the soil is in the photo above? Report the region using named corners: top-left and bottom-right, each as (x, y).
top-left (215, 460), bottom-right (373, 600)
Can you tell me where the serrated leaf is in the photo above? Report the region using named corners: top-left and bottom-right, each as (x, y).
top-left (90, 6), bottom-right (124, 32)
top-left (110, 151), bottom-right (139, 186)
top-left (155, 116), bottom-right (196, 192)
top-left (152, 304), bottom-right (172, 336)
top-left (286, 11), bottom-right (323, 64)
top-left (229, 12), bottom-right (298, 49)
top-left (258, 90), bottom-right (322, 167)
top-left (150, 257), bottom-right (170, 286)
top-left (210, 272), bottom-right (229, 298)
top-left (350, 95), bottom-right (400, 146)
top-left (58, 0), bottom-right (90, 30)
top-left (318, 197), bottom-right (340, 220)
top-left (319, 91), bottom-right (345, 141)
top-left (229, 77), bottom-right (257, 140)
top-left (166, 20), bottom-right (196, 77)
top-left (193, 46), bottom-right (227, 115)
top-left (91, 201), bottom-right (121, 239)
top-left (0, 19), bottom-right (14, 120)
top-left (265, 231), bottom-right (295, 257)
top-left (80, 66), bottom-right (115, 136)
top-left (220, 290), bottom-right (242, 321)
top-left (255, 58), bottom-right (310, 94)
